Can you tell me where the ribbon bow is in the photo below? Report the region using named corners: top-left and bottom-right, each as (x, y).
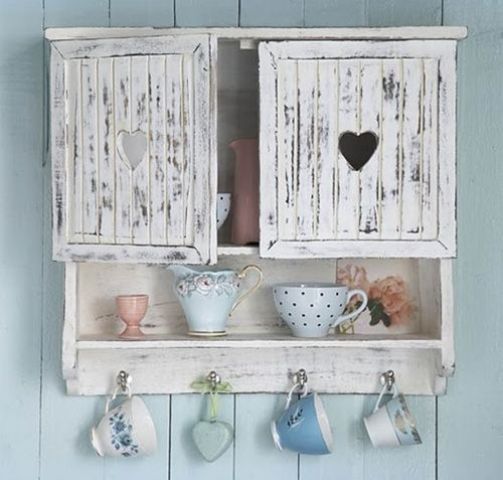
top-left (191, 377), bottom-right (232, 420)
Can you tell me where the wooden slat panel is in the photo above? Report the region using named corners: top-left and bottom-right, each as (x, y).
top-left (148, 55), bottom-right (168, 245)
top-left (182, 52), bottom-right (194, 246)
top-left (296, 60), bottom-right (318, 239)
top-left (358, 60), bottom-right (381, 239)
top-left (401, 58), bottom-right (423, 239)
top-left (81, 58), bottom-right (98, 240)
top-left (65, 59), bottom-right (81, 242)
top-left (114, 56), bottom-right (132, 244)
top-left (165, 54), bottom-right (184, 245)
top-left (234, 395), bottom-right (298, 480)
top-left (421, 59), bottom-right (438, 239)
top-left (277, 60), bottom-right (298, 240)
top-left (131, 55), bottom-right (150, 244)
top-left (379, 59), bottom-right (402, 239)
top-left (336, 60), bottom-right (360, 239)
top-left (317, 60), bottom-right (338, 239)
top-left (97, 57), bottom-right (115, 241)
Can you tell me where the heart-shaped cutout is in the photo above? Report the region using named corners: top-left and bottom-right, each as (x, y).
top-left (117, 130), bottom-right (147, 170)
top-left (192, 420), bottom-right (233, 462)
top-left (339, 131), bottom-right (379, 171)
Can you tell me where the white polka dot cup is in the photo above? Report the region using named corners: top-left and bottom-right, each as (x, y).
top-left (217, 193), bottom-right (231, 229)
top-left (273, 283), bottom-right (368, 338)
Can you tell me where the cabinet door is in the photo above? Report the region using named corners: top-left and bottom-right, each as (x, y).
top-left (259, 40), bottom-right (456, 258)
top-left (51, 35), bottom-right (216, 264)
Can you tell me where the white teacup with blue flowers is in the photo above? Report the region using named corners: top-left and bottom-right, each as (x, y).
top-left (91, 385), bottom-right (157, 457)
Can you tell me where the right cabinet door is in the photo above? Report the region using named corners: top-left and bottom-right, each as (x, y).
top-left (259, 40), bottom-right (457, 258)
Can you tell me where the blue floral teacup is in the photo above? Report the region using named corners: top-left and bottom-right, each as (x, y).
top-left (91, 386), bottom-right (157, 457)
top-left (271, 386), bottom-right (333, 455)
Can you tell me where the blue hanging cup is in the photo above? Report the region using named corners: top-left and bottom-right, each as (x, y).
top-left (168, 265), bottom-right (263, 336)
top-left (271, 384), bottom-right (333, 455)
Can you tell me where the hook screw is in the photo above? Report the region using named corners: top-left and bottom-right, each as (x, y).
top-left (380, 370), bottom-right (395, 391)
top-left (117, 370), bottom-right (132, 392)
top-left (293, 368), bottom-right (308, 389)
top-left (207, 370), bottom-right (221, 391)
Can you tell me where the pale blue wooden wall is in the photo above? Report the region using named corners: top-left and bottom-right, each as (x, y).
top-left (0, 0), bottom-right (499, 478)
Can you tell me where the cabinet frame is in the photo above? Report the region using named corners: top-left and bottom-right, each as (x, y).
top-left (50, 35), bottom-right (218, 264)
top-left (45, 26), bottom-right (466, 396)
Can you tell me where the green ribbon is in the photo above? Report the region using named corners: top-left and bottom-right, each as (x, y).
top-left (191, 378), bottom-right (232, 420)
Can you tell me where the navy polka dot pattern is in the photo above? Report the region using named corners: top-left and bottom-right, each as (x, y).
top-left (272, 283), bottom-right (352, 338)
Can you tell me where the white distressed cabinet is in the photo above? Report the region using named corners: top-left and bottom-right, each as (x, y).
top-left (46, 27), bottom-right (466, 396)
top-left (51, 35), bottom-right (216, 264)
top-left (260, 40), bottom-right (456, 258)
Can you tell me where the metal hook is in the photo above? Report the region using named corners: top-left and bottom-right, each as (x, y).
top-left (293, 368), bottom-right (308, 389)
top-left (207, 370), bottom-right (221, 391)
top-left (380, 370), bottom-right (395, 391)
top-left (117, 370), bottom-right (132, 392)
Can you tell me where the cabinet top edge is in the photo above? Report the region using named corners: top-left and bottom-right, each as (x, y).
top-left (44, 26), bottom-right (468, 42)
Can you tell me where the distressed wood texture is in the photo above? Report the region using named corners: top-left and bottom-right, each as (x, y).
top-left (50, 35), bottom-right (216, 264)
top-left (61, 257), bottom-right (453, 395)
top-left (260, 39), bottom-right (458, 258)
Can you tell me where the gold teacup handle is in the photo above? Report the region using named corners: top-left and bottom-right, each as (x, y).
top-left (230, 265), bottom-right (263, 314)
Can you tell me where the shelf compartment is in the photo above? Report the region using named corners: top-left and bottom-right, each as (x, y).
top-left (63, 256), bottom-right (453, 396)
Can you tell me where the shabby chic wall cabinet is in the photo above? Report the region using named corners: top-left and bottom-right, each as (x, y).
top-left (46, 27), bottom-right (466, 395)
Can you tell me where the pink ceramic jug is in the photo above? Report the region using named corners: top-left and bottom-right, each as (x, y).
top-left (229, 138), bottom-right (259, 245)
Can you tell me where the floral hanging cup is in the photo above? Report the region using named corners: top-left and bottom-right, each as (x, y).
top-left (90, 382), bottom-right (157, 458)
top-left (363, 376), bottom-right (421, 448)
top-left (168, 265), bottom-right (263, 336)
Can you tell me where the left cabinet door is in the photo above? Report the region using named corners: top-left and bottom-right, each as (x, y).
top-left (50, 35), bottom-right (216, 264)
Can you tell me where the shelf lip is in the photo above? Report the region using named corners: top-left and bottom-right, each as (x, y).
top-left (45, 26), bottom-right (468, 41)
top-left (217, 245), bottom-right (259, 256)
top-left (77, 334), bottom-right (443, 350)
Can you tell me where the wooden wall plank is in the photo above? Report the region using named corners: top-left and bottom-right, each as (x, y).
top-left (304, 0), bottom-right (366, 27)
top-left (170, 394), bottom-right (235, 480)
top-left (439, 1), bottom-right (503, 479)
top-left (234, 395), bottom-right (298, 480)
top-left (362, 395), bottom-right (436, 478)
top-left (175, 0), bottom-right (238, 27)
top-left (366, 0), bottom-right (442, 27)
top-left (0, 0), bottom-right (43, 477)
top-left (110, 0), bottom-right (175, 27)
top-left (299, 395), bottom-right (365, 479)
top-left (44, 0), bottom-right (109, 27)
top-left (240, 0), bottom-right (303, 27)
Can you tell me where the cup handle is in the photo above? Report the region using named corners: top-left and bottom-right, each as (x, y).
top-left (105, 384), bottom-right (132, 414)
top-left (373, 382), bottom-right (399, 413)
top-left (331, 289), bottom-right (368, 328)
top-left (285, 382), bottom-right (309, 410)
top-left (230, 265), bottom-right (263, 314)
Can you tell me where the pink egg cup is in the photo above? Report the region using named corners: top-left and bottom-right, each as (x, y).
top-left (116, 294), bottom-right (149, 339)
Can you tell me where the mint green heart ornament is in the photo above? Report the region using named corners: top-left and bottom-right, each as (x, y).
top-left (191, 375), bottom-right (233, 463)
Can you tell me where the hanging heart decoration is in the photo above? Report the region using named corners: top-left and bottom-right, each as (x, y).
top-left (339, 131), bottom-right (379, 171)
top-left (117, 130), bottom-right (147, 170)
top-left (191, 373), bottom-right (233, 463)
top-left (192, 419), bottom-right (234, 462)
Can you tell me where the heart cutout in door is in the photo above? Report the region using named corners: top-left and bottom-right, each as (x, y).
top-left (339, 131), bottom-right (379, 171)
top-left (117, 130), bottom-right (147, 170)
